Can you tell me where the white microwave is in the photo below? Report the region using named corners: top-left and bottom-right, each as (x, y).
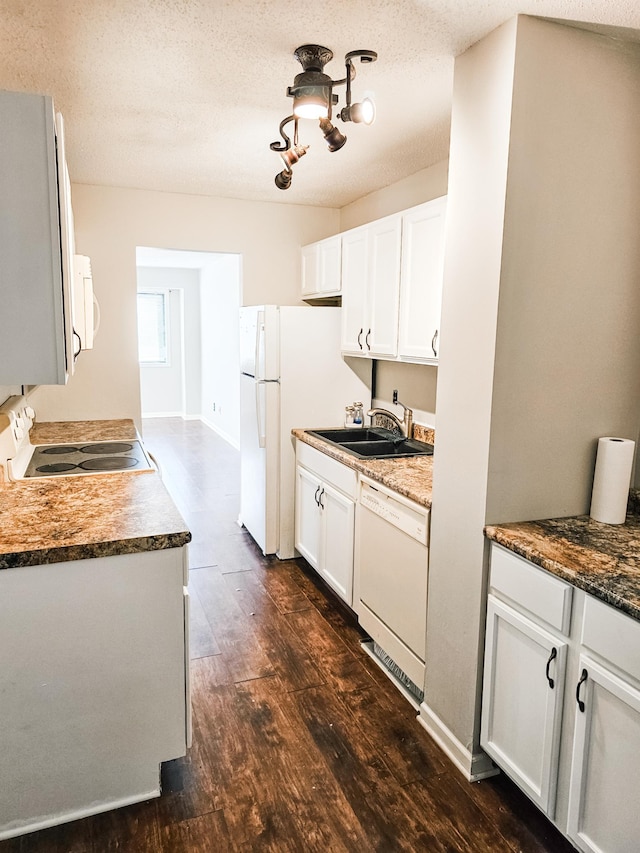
top-left (73, 254), bottom-right (100, 352)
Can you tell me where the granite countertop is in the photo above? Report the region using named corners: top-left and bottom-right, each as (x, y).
top-left (0, 420), bottom-right (190, 570)
top-left (485, 502), bottom-right (640, 622)
top-left (292, 427), bottom-right (434, 509)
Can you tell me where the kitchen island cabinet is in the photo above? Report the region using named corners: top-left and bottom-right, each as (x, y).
top-left (0, 546), bottom-right (190, 842)
top-left (0, 419), bottom-right (192, 841)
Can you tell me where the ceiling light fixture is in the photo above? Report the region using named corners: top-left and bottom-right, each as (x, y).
top-left (270, 44), bottom-right (377, 190)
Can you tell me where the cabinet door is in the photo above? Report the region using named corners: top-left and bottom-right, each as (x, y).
top-left (319, 482), bottom-right (355, 606)
top-left (318, 236), bottom-right (342, 296)
top-left (398, 197), bottom-right (446, 362)
top-left (301, 243), bottom-right (319, 298)
top-left (368, 215), bottom-right (402, 358)
top-left (294, 465), bottom-right (321, 569)
top-left (567, 656), bottom-right (640, 853)
top-left (341, 227), bottom-right (369, 355)
top-left (481, 596), bottom-right (567, 817)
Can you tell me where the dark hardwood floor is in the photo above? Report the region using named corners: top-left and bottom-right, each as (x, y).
top-left (1, 418), bottom-right (576, 852)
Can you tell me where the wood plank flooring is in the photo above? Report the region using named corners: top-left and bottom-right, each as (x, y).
top-left (0, 418), bottom-right (576, 852)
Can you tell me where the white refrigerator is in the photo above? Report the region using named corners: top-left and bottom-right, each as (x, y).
top-left (239, 305), bottom-right (371, 559)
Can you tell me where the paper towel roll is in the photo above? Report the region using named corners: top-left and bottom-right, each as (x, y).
top-left (590, 437), bottom-right (635, 524)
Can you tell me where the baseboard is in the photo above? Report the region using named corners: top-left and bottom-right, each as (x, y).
top-left (141, 411), bottom-right (184, 419)
top-left (417, 701), bottom-right (498, 782)
top-left (0, 789), bottom-right (160, 841)
top-left (200, 417), bottom-right (240, 450)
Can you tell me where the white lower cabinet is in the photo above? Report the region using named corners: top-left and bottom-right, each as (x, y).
top-left (0, 546), bottom-right (190, 841)
top-left (481, 595), bottom-right (567, 816)
top-left (295, 441), bottom-right (357, 606)
top-left (483, 543), bottom-right (640, 852)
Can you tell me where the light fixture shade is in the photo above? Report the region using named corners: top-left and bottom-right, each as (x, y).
top-left (280, 143), bottom-right (309, 170)
top-left (352, 97), bottom-right (376, 125)
top-left (339, 97), bottom-right (376, 125)
top-left (292, 90), bottom-right (330, 120)
top-left (274, 169), bottom-right (292, 190)
top-left (319, 118), bottom-right (347, 152)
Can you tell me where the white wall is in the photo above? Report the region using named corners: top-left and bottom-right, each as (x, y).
top-left (339, 160), bottom-right (449, 232)
top-left (422, 15), bottom-right (640, 774)
top-left (28, 185), bottom-right (339, 427)
top-left (200, 254), bottom-right (241, 448)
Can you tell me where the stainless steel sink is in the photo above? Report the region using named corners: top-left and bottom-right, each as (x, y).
top-left (308, 427), bottom-right (433, 459)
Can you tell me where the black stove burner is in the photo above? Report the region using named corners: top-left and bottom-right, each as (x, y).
top-left (80, 442), bottom-right (134, 455)
top-left (36, 462), bottom-right (78, 474)
top-left (42, 446), bottom-right (80, 455)
top-left (78, 456), bottom-right (139, 471)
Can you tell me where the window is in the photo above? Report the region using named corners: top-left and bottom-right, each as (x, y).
top-left (137, 291), bottom-right (169, 365)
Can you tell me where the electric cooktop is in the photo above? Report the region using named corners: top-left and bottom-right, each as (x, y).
top-left (24, 440), bottom-right (153, 478)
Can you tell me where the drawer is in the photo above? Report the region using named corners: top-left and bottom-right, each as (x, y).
top-left (582, 595), bottom-right (640, 684)
top-left (297, 440), bottom-right (357, 499)
top-left (489, 544), bottom-right (573, 635)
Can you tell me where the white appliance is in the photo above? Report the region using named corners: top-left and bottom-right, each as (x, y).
top-left (0, 396), bottom-right (154, 481)
top-left (73, 254), bottom-right (100, 351)
top-left (356, 476), bottom-right (429, 690)
top-left (239, 305), bottom-right (371, 558)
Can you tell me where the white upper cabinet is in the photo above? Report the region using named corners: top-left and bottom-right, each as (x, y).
top-left (301, 234), bottom-right (342, 299)
top-left (398, 196), bottom-right (447, 362)
top-left (340, 214), bottom-right (402, 358)
top-left (339, 196), bottom-right (447, 364)
top-left (340, 226), bottom-right (370, 355)
top-left (367, 215), bottom-right (402, 358)
top-left (0, 90), bottom-right (76, 385)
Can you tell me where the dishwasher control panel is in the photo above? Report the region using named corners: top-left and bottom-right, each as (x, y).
top-left (359, 479), bottom-right (428, 545)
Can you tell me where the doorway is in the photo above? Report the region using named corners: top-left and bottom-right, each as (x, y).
top-left (135, 247), bottom-right (242, 448)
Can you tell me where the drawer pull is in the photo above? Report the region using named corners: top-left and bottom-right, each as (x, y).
top-left (314, 486), bottom-right (321, 506)
top-left (576, 668), bottom-right (588, 712)
top-left (318, 487), bottom-right (325, 510)
top-left (545, 646), bottom-right (557, 689)
top-left (357, 328), bottom-right (363, 350)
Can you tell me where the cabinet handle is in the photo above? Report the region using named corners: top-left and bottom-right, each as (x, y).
top-left (318, 487), bottom-right (325, 510)
top-left (314, 485), bottom-right (321, 506)
top-left (576, 668), bottom-right (588, 712)
top-left (545, 647), bottom-right (557, 689)
top-left (431, 329), bottom-right (438, 357)
top-left (73, 329), bottom-right (82, 360)
top-left (365, 328), bottom-right (371, 350)
top-left (357, 328), bottom-right (363, 350)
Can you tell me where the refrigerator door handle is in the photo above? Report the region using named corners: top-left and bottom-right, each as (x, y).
top-left (256, 381), bottom-right (267, 448)
top-left (255, 312), bottom-right (266, 381)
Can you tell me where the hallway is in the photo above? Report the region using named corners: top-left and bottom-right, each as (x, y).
top-left (1, 418), bottom-right (575, 852)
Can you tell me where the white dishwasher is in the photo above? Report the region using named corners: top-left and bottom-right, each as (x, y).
top-left (356, 476), bottom-right (429, 696)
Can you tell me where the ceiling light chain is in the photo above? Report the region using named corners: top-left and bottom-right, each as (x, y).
top-left (270, 44), bottom-right (377, 190)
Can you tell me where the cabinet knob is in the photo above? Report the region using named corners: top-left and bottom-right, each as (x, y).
top-left (545, 646), bottom-right (557, 689)
top-left (576, 668), bottom-right (588, 712)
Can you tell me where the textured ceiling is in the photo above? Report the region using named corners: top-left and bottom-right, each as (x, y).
top-left (1, 1), bottom-right (639, 208)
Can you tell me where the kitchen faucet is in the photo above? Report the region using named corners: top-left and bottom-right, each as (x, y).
top-left (367, 390), bottom-right (413, 438)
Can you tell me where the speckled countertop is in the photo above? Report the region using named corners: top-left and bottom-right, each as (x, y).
top-left (292, 427), bottom-right (434, 509)
top-left (0, 420), bottom-right (190, 570)
top-left (485, 496), bottom-right (640, 622)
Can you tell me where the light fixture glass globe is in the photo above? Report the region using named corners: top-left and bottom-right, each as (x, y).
top-left (293, 98), bottom-right (329, 120)
top-left (353, 97), bottom-right (375, 125)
